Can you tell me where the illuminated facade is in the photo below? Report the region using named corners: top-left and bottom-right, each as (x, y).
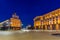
top-left (34, 8), bottom-right (60, 30)
top-left (0, 13), bottom-right (22, 30)
top-left (10, 13), bottom-right (22, 30)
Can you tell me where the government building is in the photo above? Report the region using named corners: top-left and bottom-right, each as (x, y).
top-left (34, 8), bottom-right (60, 30)
top-left (10, 13), bottom-right (22, 30)
top-left (0, 13), bottom-right (22, 30)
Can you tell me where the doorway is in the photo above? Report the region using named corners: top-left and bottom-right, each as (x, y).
top-left (52, 24), bottom-right (56, 30)
top-left (47, 25), bottom-right (50, 30)
top-left (43, 25), bottom-right (45, 30)
top-left (36, 26), bottom-right (39, 29)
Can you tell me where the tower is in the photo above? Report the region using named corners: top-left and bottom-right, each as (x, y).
top-left (12, 13), bottom-right (19, 19)
top-left (10, 12), bottom-right (22, 30)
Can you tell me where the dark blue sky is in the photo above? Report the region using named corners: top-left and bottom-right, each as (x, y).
top-left (0, 0), bottom-right (60, 27)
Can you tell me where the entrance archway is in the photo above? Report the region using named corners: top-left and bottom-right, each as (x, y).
top-left (43, 25), bottom-right (45, 30)
top-left (47, 25), bottom-right (50, 30)
top-left (36, 26), bottom-right (39, 29)
top-left (52, 24), bottom-right (56, 30)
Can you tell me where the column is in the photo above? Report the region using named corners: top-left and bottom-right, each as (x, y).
top-left (50, 24), bottom-right (52, 30)
top-left (45, 25), bottom-right (47, 30)
top-left (56, 24), bottom-right (59, 30)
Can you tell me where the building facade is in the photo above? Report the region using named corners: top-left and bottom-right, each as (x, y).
top-left (10, 13), bottom-right (22, 30)
top-left (34, 8), bottom-right (60, 30)
top-left (0, 13), bottom-right (22, 30)
top-left (0, 20), bottom-right (10, 30)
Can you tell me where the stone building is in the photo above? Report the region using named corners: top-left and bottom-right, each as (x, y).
top-left (34, 8), bottom-right (60, 30)
top-left (0, 13), bottom-right (22, 30)
top-left (10, 13), bottom-right (22, 30)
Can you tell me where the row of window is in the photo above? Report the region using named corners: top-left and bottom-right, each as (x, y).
top-left (36, 24), bottom-right (60, 30)
top-left (35, 16), bottom-right (60, 21)
top-left (40, 16), bottom-right (60, 24)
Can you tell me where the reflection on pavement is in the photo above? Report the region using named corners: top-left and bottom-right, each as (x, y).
top-left (0, 31), bottom-right (60, 40)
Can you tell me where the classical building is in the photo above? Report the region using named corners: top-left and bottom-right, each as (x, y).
top-left (0, 13), bottom-right (22, 30)
top-left (0, 20), bottom-right (10, 30)
top-left (10, 13), bottom-right (22, 30)
top-left (34, 8), bottom-right (60, 30)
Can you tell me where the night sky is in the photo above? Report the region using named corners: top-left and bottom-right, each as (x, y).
top-left (0, 0), bottom-right (60, 28)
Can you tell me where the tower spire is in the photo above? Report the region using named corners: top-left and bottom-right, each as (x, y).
top-left (12, 11), bottom-right (19, 19)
